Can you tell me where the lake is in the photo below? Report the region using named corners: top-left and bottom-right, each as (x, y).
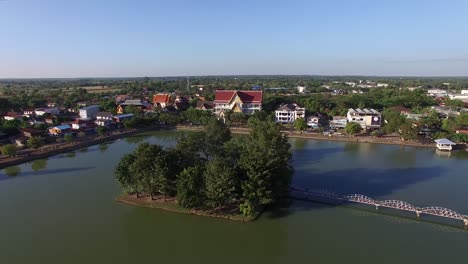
top-left (1, 130), bottom-right (468, 263)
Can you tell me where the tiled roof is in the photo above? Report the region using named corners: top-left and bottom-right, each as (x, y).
top-left (276, 104), bottom-right (301, 111)
top-left (153, 94), bottom-right (170, 104)
top-left (214, 90), bottom-right (262, 103)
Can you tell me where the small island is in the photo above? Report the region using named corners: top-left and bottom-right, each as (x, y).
top-left (115, 117), bottom-right (293, 221)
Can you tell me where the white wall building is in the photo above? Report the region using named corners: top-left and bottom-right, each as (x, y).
top-left (461, 90), bottom-right (468, 95)
top-left (275, 103), bottom-right (305, 123)
top-left (79, 105), bottom-right (100, 120)
top-left (346, 108), bottom-right (382, 130)
top-left (297, 86), bottom-right (306, 93)
top-left (427, 89), bottom-right (447, 96)
top-left (95, 112), bottom-right (114, 126)
top-left (377, 83), bottom-right (389, 87)
top-left (35, 108), bottom-right (60, 116)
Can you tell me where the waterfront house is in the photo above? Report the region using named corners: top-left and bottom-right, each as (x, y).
top-left (435, 138), bottom-right (456, 151)
top-left (49, 125), bottom-right (71, 136)
top-left (274, 103), bottom-right (305, 123)
top-left (307, 115), bottom-right (325, 128)
top-left (114, 113), bottom-right (135, 123)
top-left (214, 90), bottom-right (262, 116)
top-left (330, 116), bottom-right (348, 129)
top-left (79, 105), bottom-right (100, 120)
top-left (346, 108), bottom-right (382, 131)
top-left (71, 119), bottom-right (95, 130)
top-left (95, 112), bottom-right (114, 127)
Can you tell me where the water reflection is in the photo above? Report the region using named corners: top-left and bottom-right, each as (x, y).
top-left (66, 151), bottom-right (76, 158)
top-left (124, 135), bottom-right (148, 144)
top-left (31, 159), bottom-right (48, 172)
top-left (4, 166), bottom-right (21, 177)
top-left (99, 143), bottom-right (109, 153)
top-left (79, 147), bottom-right (89, 153)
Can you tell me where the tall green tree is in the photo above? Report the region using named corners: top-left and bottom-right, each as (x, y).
top-left (176, 165), bottom-right (206, 208)
top-left (345, 122), bottom-right (362, 135)
top-left (115, 153), bottom-right (138, 195)
top-left (1, 144), bottom-right (17, 157)
top-left (294, 117), bottom-right (307, 131)
top-left (204, 158), bottom-right (238, 208)
top-left (27, 136), bottom-right (44, 149)
top-left (239, 119), bottom-right (293, 211)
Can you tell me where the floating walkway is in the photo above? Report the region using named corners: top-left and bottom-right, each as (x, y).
top-left (290, 186), bottom-right (468, 228)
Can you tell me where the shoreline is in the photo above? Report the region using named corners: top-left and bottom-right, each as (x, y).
top-left (0, 126), bottom-right (158, 170)
top-left (174, 125), bottom-right (445, 149)
top-left (1, 124), bottom-right (465, 170)
top-left (116, 194), bottom-right (260, 222)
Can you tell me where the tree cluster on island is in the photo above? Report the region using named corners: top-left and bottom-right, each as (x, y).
top-left (115, 117), bottom-right (294, 217)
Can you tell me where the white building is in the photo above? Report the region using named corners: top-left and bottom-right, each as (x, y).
top-left (330, 116), bottom-right (348, 129)
top-left (35, 108), bottom-right (60, 116)
top-left (275, 103), bottom-right (305, 123)
top-left (346, 108), bottom-right (382, 130)
top-left (95, 112), bottom-right (114, 126)
top-left (79, 105), bottom-right (100, 120)
top-left (377, 83), bottom-right (389, 88)
top-left (427, 89), bottom-right (447, 96)
top-left (461, 90), bottom-right (468, 95)
top-left (345, 82), bottom-right (356, 87)
top-left (297, 86), bottom-right (306, 93)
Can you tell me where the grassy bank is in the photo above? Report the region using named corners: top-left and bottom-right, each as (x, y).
top-left (116, 194), bottom-right (260, 222)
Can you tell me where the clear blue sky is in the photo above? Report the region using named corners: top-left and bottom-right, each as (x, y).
top-left (1, 0), bottom-right (468, 78)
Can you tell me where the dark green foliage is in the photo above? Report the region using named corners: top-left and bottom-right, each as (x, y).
top-left (97, 126), bottom-right (106, 137)
top-left (115, 153), bottom-right (138, 193)
top-left (382, 109), bottom-right (406, 134)
top-left (204, 158), bottom-right (238, 208)
top-left (183, 108), bottom-right (212, 125)
top-left (63, 134), bottom-right (73, 142)
top-left (239, 119), bottom-right (293, 206)
top-left (176, 166), bottom-right (206, 208)
top-left (294, 117), bottom-right (307, 131)
top-left (27, 136), bottom-right (44, 149)
top-left (1, 144), bottom-right (17, 157)
top-left (345, 122), bottom-right (362, 135)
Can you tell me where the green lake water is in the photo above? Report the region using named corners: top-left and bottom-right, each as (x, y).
top-left (1, 131), bottom-right (468, 263)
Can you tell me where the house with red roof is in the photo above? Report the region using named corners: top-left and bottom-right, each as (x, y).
top-left (213, 90), bottom-right (262, 115)
top-left (153, 94), bottom-right (172, 109)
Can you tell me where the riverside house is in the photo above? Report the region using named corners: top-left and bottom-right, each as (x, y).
top-left (346, 108), bottom-right (382, 131)
top-left (274, 103), bottom-right (305, 123)
top-left (49, 125), bottom-right (72, 136)
top-left (95, 112), bottom-right (114, 127)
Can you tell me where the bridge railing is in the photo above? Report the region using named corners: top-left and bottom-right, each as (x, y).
top-left (289, 186), bottom-right (468, 226)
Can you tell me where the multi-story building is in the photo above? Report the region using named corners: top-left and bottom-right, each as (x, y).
top-left (213, 90), bottom-right (262, 115)
top-left (79, 105), bottom-right (100, 120)
top-left (274, 103), bottom-right (305, 123)
top-left (95, 112), bottom-right (114, 127)
top-left (346, 108), bottom-right (382, 130)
